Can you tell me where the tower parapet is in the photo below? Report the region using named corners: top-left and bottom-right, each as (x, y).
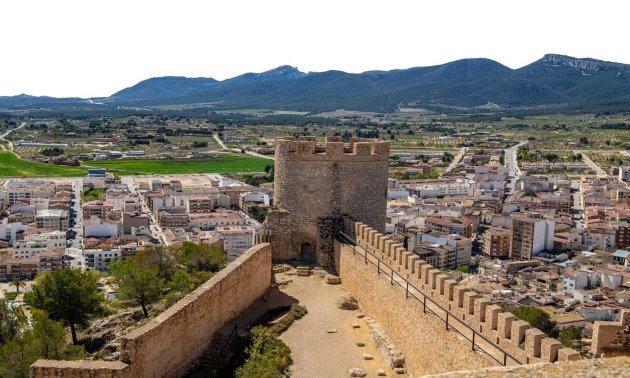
top-left (275, 136), bottom-right (389, 161)
top-left (267, 136), bottom-right (389, 263)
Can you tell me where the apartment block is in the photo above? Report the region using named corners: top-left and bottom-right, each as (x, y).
top-left (483, 227), bottom-right (511, 258)
top-left (510, 216), bottom-right (555, 260)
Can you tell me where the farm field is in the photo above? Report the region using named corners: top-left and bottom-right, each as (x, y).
top-left (87, 153), bottom-right (271, 176)
top-left (0, 152), bottom-right (86, 177)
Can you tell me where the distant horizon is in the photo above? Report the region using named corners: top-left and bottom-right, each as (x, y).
top-left (2, 0), bottom-right (629, 98)
top-left (3, 53), bottom-right (628, 100)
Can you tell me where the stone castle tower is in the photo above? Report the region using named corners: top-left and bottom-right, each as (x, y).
top-left (260, 136), bottom-right (389, 265)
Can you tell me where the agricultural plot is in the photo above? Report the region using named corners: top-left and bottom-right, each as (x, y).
top-left (87, 153), bottom-right (270, 176)
top-left (0, 152), bottom-right (86, 177)
top-left (587, 151), bottom-right (630, 171)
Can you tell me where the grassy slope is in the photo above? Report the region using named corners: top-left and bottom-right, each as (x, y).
top-left (0, 151), bottom-right (86, 177)
top-left (87, 153), bottom-right (270, 175)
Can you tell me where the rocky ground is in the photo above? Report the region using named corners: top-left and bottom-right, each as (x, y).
top-left (274, 264), bottom-right (399, 377)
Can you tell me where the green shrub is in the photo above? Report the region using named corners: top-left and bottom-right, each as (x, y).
top-left (236, 326), bottom-right (292, 378)
top-left (4, 292), bottom-right (17, 301)
top-left (512, 306), bottom-right (558, 338)
top-left (270, 304), bottom-right (307, 335)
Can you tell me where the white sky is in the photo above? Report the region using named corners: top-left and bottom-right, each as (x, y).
top-left (1, 0), bottom-right (628, 98)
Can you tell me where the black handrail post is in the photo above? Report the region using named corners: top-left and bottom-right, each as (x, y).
top-left (445, 312), bottom-right (449, 330)
top-left (503, 352), bottom-right (507, 366)
top-left (472, 331), bottom-right (476, 351)
top-left (405, 281), bottom-right (409, 298)
top-left (377, 259), bottom-right (380, 274)
top-left (390, 267), bottom-right (394, 285)
top-left (423, 295), bottom-right (427, 313)
top-left (364, 249), bottom-right (367, 264)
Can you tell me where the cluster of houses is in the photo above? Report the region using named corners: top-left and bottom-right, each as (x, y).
top-left (388, 147), bottom-right (630, 354)
top-left (0, 172), bottom-right (274, 280)
top-left (0, 180), bottom-right (71, 280)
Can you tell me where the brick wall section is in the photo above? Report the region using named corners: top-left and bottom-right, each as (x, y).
top-left (267, 137), bottom-right (389, 262)
top-left (339, 218), bottom-right (581, 368)
top-left (29, 243), bottom-right (272, 378)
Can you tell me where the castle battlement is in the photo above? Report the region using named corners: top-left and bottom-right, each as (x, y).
top-left (268, 135), bottom-right (389, 262)
top-left (339, 217), bottom-right (585, 366)
top-left (275, 136), bottom-right (390, 159)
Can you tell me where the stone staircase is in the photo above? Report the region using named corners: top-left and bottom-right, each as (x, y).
top-left (296, 266), bottom-right (311, 276)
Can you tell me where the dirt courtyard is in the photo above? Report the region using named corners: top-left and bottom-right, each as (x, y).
top-left (275, 270), bottom-right (397, 378)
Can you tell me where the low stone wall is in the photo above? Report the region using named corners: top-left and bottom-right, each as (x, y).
top-left (30, 243), bottom-right (272, 378)
top-left (592, 309), bottom-right (630, 357)
top-left (421, 356), bottom-right (630, 378)
top-left (30, 360), bottom-right (129, 378)
top-left (337, 217), bottom-right (581, 374)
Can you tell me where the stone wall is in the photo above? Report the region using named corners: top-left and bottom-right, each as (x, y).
top-left (30, 360), bottom-right (129, 378)
top-left (336, 218), bottom-right (581, 375)
top-left (267, 136), bottom-right (389, 263)
top-left (592, 309), bottom-right (630, 357)
top-left (422, 356), bottom-right (630, 378)
top-left (30, 243), bottom-right (272, 378)
top-left (336, 241), bottom-right (492, 376)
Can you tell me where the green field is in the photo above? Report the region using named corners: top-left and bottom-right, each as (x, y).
top-left (81, 187), bottom-right (105, 202)
top-left (87, 153), bottom-right (271, 175)
top-left (0, 152), bottom-right (87, 177)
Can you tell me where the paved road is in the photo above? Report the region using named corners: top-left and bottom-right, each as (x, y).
top-left (575, 150), bottom-right (607, 177)
top-left (443, 147), bottom-right (468, 174)
top-left (213, 134), bottom-right (275, 161)
top-left (121, 176), bottom-right (169, 246)
top-left (0, 122), bottom-right (27, 152)
top-left (69, 178), bottom-right (84, 251)
top-left (504, 140), bottom-right (528, 192)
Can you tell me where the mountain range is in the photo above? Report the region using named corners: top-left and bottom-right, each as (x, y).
top-left (2, 54), bottom-right (630, 113)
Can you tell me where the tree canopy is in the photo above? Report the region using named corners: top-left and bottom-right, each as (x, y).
top-left (25, 269), bottom-right (104, 344)
top-left (110, 249), bottom-right (164, 318)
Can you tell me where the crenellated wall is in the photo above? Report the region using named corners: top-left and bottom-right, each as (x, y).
top-left (336, 218), bottom-right (581, 375)
top-left (30, 243), bottom-right (272, 378)
top-left (337, 240), bottom-right (492, 375)
top-left (267, 136), bottom-right (389, 263)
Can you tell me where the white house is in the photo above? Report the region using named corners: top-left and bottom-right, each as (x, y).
top-left (84, 216), bottom-right (119, 238)
top-left (0, 222), bottom-right (28, 244)
top-left (13, 230), bottom-right (66, 259)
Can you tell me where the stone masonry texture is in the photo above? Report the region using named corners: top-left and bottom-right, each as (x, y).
top-left (29, 243), bottom-right (272, 378)
top-left (266, 136), bottom-right (389, 263)
top-left (421, 356), bottom-right (630, 378)
top-left (336, 241), bottom-right (492, 376)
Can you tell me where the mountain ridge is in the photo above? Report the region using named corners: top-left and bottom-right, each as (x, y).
top-left (2, 54), bottom-right (630, 112)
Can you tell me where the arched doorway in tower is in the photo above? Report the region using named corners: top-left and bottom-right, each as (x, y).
top-left (300, 243), bottom-right (314, 262)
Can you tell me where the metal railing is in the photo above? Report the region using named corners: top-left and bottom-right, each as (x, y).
top-left (337, 231), bottom-right (522, 366)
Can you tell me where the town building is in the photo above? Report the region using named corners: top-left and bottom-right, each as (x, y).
top-left (35, 209), bottom-right (69, 231)
top-left (425, 216), bottom-right (474, 238)
top-left (510, 216), bottom-right (555, 260)
top-left (216, 226), bottom-right (256, 250)
top-left (483, 227), bottom-right (511, 258)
